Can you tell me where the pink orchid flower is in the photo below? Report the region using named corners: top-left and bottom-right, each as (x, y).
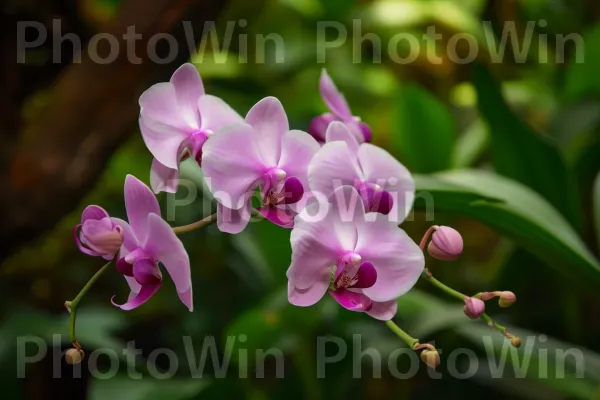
top-left (202, 97), bottom-right (320, 234)
top-left (287, 186), bottom-right (424, 320)
top-left (308, 121), bottom-right (415, 223)
top-left (74, 206), bottom-right (123, 260)
top-left (110, 175), bottom-right (193, 311)
top-left (309, 69), bottom-right (372, 144)
top-left (139, 63), bottom-right (243, 193)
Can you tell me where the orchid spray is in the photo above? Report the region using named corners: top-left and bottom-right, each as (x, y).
top-left (64, 64), bottom-right (520, 367)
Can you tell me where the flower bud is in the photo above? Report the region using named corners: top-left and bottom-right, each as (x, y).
top-left (65, 348), bottom-right (84, 365)
top-left (511, 337), bottom-right (521, 348)
top-left (498, 291), bottom-right (516, 308)
top-left (463, 297), bottom-right (485, 319)
top-left (427, 226), bottom-right (463, 261)
top-left (74, 205), bottom-right (123, 260)
top-left (420, 349), bottom-right (440, 369)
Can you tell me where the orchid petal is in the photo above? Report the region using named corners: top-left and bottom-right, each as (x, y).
top-left (353, 261), bottom-right (377, 289)
top-left (170, 63), bottom-right (204, 128)
top-left (124, 175), bottom-right (161, 242)
top-left (144, 213), bottom-right (192, 311)
top-left (116, 257), bottom-right (133, 276)
top-left (278, 130), bottom-right (320, 196)
top-left (133, 258), bottom-right (161, 286)
top-left (258, 205), bottom-right (296, 228)
top-left (330, 289), bottom-right (372, 312)
top-left (357, 144), bottom-right (415, 223)
top-left (325, 121), bottom-right (359, 153)
top-left (81, 205), bottom-right (109, 224)
top-left (309, 113), bottom-right (336, 142)
top-left (355, 220), bottom-right (424, 302)
top-left (139, 116), bottom-right (188, 169)
top-left (320, 69), bottom-right (352, 120)
top-left (198, 95), bottom-right (244, 131)
top-left (287, 186), bottom-right (363, 289)
top-left (245, 97), bottom-right (289, 166)
top-left (111, 282), bottom-right (161, 311)
top-left (288, 277), bottom-right (329, 307)
top-left (307, 141), bottom-right (362, 200)
top-left (281, 177), bottom-right (304, 205)
top-left (201, 123), bottom-right (266, 209)
top-left (216, 201), bottom-right (252, 234)
top-left (111, 217), bottom-right (138, 252)
top-left (150, 158), bottom-right (180, 194)
top-left (366, 300), bottom-right (398, 321)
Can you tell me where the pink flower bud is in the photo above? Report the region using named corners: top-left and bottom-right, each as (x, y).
top-left (498, 291), bottom-right (516, 308)
top-left (463, 297), bottom-right (485, 319)
top-left (427, 226), bottom-right (463, 260)
top-left (74, 205), bottom-right (123, 260)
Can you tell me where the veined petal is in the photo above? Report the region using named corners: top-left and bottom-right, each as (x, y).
top-left (330, 289), bottom-right (372, 312)
top-left (325, 121), bottom-right (359, 153)
top-left (245, 97), bottom-right (289, 166)
top-left (124, 175), bottom-right (161, 244)
top-left (277, 129), bottom-right (320, 197)
top-left (288, 277), bottom-right (329, 307)
top-left (366, 300), bottom-right (398, 320)
top-left (81, 205), bottom-right (109, 224)
top-left (320, 69), bottom-right (352, 120)
top-left (139, 116), bottom-right (188, 169)
top-left (357, 144), bottom-right (415, 223)
top-left (143, 213), bottom-right (192, 311)
top-left (216, 201), bottom-right (252, 234)
top-left (307, 141), bottom-right (362, 200)
top-left (355, 220), bottom-right (424, 302)
top-left (150, 158), bottom-right (180, 194)
top-left (170, 63), bottom-right (204, 128)
top-left (201, 123), bottom-right (266, 209)
top-left (287, 186), bottom-right (363, 289)
top-left (198, 95), bottom-right (244, 131)
top-left (111, 282), bottom-right (161, 311)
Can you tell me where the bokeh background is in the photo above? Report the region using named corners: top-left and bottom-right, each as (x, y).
top-left (2, 0), bottom-right (600, 398)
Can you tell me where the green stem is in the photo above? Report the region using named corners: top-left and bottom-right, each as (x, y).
top-left (67, 260), bottom-right (113, 348)
top-left (385, 320), bottom-right (419, 349)
top-left (172, 213), bottom-right (217, 235)
top-left (421, 272), bottom-right (465, 301)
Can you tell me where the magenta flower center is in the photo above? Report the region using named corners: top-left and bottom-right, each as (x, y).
top-left (188, 129), bottom-right (213, 165)
top-left (353, 180), bottom-right (393, 215)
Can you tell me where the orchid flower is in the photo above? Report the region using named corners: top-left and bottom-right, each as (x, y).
top-left (308, 121), bottom-right (415, 223)
top-left (309, 69), bottom-right (372, 144)
top-left (74, 206), bottom-right (123, 260)
top-left (110, 175), bottom-right (193, 311)
top-left (139, 63), bottom-right (243, 194)
top-left (202, 97), bottom-right (320, 234)
top-left (287, 186), bottom-right (424, 320)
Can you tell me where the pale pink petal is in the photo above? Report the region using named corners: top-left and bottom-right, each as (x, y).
top-left (124, 175), bottom-right (161, 244)
top-left (288, 276), bottom-right (329, 306)
top-left (320, 69), bottom-right (352, 120)
top-left (277, 129), bottom-right (320, 198)
top-left (357, 144), bottom-right (415, 223)
top-left (287, 186), bottom-right (363, 289)
top-left (81, 205), bottom-right (109, 224)
top-left (216, 201), bottom-right (252, 234)
top-left (139, 116), bottom-right (188, 169)
top-left (366, 300), bottom-right (398, 320)
top-left (355, 220), bottom-right (424, 302)
top-left (307, 141), bottom-right (362, 200)
top-left (325, 121), bottom-right (359, 153)
top-left (201, 123), bottom-right (266, 209)
top-left (198, 95), bottom-right (244, 131)
top-left (150, 158), bottom-right (180, 194)
top-left (170, 63), bottom-right (204, 128)
top-left (112, 282), bottom-right (161, 311)
top-left (245, 97), bottom-right (289, 166)
top-left (139, 83), bottom-right (184, 128)
top-left (111, 217), bottom-right (138, 252)
top-left (143, 214), bottom-right (192, 311)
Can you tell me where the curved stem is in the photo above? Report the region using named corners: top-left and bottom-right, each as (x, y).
top-left (66, 260), bottom-right (113, 349)
top-left (172, 213), bottom-right (217, 235)
top-left (385, 320), bottom-right (419, 349)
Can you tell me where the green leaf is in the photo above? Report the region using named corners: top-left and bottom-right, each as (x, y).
top-left (451, 117), bottom-right (489, 168)
top-left (414, 169), bottom-right (600, 287)
top-left (565, 25), bottom-right (600, 101)
top-left (90, 376), bottom-right (209, 400)
top-left (473, 64), bottom-right (582, 232)
top-left (392, 84), bottom-right (456, 173)
top-left (594, 172), bottom-right (600, 252)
